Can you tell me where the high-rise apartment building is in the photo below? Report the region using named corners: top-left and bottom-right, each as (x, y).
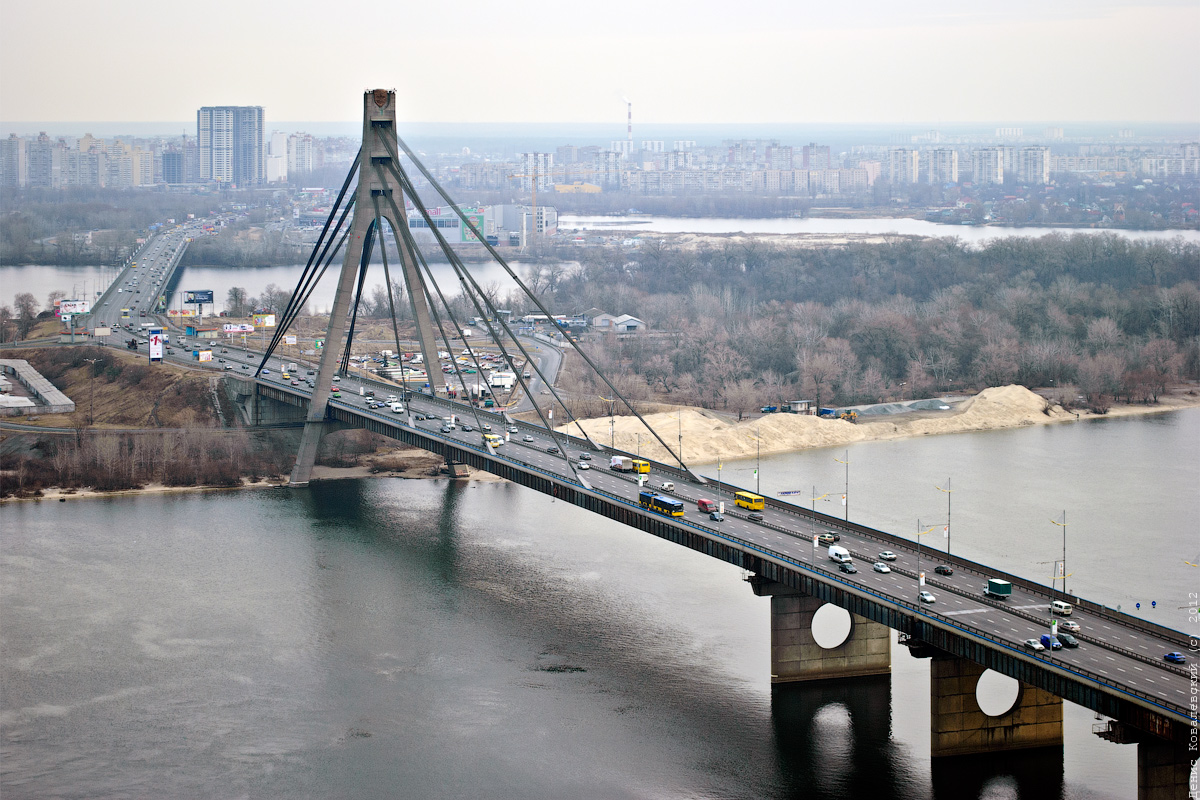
top-left (972, 147), bottom-right (1004, 185)
top-left (27, 133), bottom-right (62, 188)
top-left (1019, 146), bottom-right (1051, 185)
top-left (925, 148), bottom-right (958, 184)
top-left (802, 143), bottom-right (832, 170)
top-left (888, 148), bottom-right (919, 184)
top-left (197, 106), bottom-right (264, 185)
top-left (766, 145), bottom-right (794, 170)
top-left (288, 133), bottom-right (314, 176)
top-left (0, 134), bottom-right (28, 188)
top-left (518, 152), bottom-right (554, 190)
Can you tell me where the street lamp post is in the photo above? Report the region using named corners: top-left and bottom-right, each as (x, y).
top-left (936, 477), bottom-right (952, 557)
top-left (834, 450), bottom-right (849, 521)
top-left (755, 426), bottom-right (761, 495)
top-left (1050, 510), bottom-right (1069, 601)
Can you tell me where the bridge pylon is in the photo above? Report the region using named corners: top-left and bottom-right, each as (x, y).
top-left (290, 89), bottom-right (445, 487)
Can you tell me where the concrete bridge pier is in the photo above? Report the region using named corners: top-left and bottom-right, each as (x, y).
top-left (929, 654), bottom-right (1063, 758)
top-left (1136, 739), bottom-right (1196, 800)
top-left (752, 581), bottom-right (891, 683)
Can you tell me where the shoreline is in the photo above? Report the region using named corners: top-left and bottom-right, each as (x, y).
top-left (6, 386), bottom-right (1196, 503)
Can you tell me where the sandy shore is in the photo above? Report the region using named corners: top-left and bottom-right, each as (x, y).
top-left (559, 384), bottom-right (1200, 466)
top-left (9, 385), bottom-right (1195, 502)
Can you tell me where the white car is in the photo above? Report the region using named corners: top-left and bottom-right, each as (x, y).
top-left (872, 562), bottom-right (891, 573)
top-left (879, 551), bottom-right (897, 561)
top-left (918, 591), bottom-right (936, 604)
top-left (577, 462), bottom-right (590, 470)
top-left (1024, 638), bottom-right (1045, 651)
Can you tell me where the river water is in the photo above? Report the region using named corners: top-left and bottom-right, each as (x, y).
top-left (3, 410), bottom-right (1196, 799)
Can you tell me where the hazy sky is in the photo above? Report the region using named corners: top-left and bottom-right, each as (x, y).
top-left (1, 0), bottom-right (1196, 125)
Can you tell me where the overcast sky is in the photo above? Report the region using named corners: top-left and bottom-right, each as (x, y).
top-left (1, 0), bottom-right (1196, 126)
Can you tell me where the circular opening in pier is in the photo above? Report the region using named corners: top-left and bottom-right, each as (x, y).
top-left (811, 604), bottom-right (852, 649)
top-left (976, 669), bottom-right (1021, 717)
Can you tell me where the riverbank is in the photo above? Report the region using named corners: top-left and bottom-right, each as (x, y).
top-left (559, 384), bottom-right (1200, 465)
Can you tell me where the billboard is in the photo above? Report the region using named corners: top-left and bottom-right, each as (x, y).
top-left (185, 290), bottom-right (214, 304)
top-left (94, 326), bottom-right (112, 337)
top-left (223, 323), bottom-right (254, 333)
top-left (168, 309), bottom-right (198, 317)
top-left (252, 313), bottom-right (276, 328)
top-left (284, 335), bottom-right (297, 345)
top-left (148, 327), bottom-right (165, 362)
top-left (461, 209), bottom-right (485, 243)
top-left (59, 299), bottom-right (92, 315)
top-left (196, 350), bottom-right (213, 362)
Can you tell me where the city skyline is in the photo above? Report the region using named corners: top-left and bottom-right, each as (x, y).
top-left (0, 0), bottom-right (1196, 126)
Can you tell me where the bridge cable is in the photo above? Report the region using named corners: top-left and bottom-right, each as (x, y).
top-left (370, 195), bottom-right (411, 394)
top-left (339, 226), bottom-right (375, 375)
top-left (380, 164), bottom-right (588, 480)
top-left (383, 156), bottom-right (599, 455)
top-left (257, 152), bottom-right (360, 372)
top-left (385, 135), bottom-right (689, 475)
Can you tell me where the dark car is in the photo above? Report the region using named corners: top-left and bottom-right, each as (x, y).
top-left (578, 452), bottom-right (592, 460)
top-left (1057, 633), bottom-right (1079, 648)
top-left (1040, 634), bottom-right (1062, 651)
top-left (838, 562), bottom-right (858, 574)
top-left (748, 512), bottom-right (764, 522)
top-left (546, 446), bottom-right (559, 454)
top-left (1164, 652), bottom-right (1186, 664)
top-left (934, 565), bottom-right (954, 576)
top-left (460, 424), bottom-right (473, 432)
top-left (709, 511), bottom-right (725, 522)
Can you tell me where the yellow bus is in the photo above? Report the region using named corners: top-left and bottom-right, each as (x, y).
top-left (483, 434), bottom-right (504, 447)
top-left (630, 459), bottom-right (650, 474)
top-left (735, 491), bottom-right (765, 511)
top-left (121, 308), bottom-right (130, 319)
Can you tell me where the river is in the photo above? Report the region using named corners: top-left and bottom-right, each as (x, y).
top-left (3, 410), bottom-right (1196, 799)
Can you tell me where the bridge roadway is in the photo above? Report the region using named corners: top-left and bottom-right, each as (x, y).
top-left (245, 367), bottom-right (1196, 735)
top-left (78, 225), bottom-right (1195, 742)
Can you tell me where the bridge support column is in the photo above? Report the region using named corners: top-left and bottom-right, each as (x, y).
top-left (756, 584), bottom-right (890, 683)
top-left (1137, 739), bottom-right (1195, 800)
top-left (930, 654), bottom-right (1062, 758)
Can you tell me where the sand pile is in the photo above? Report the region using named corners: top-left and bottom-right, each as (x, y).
top-left (558, 385), bottom-right (1065, 465)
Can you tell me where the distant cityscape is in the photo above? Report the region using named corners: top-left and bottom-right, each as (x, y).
top-left (2, 105), bottom-right (1198, 231)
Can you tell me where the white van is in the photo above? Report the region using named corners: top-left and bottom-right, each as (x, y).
top-left (390, 402), bottom-right (404, 413)
top-left (828, 545), bottom-right (852, 564)
top-left (1050, 600), bottom-right (1073, 616)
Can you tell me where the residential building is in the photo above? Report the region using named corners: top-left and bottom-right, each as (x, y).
top-left (197, 105), bottom-right (264, 185)
top-left (27, 132), bottom-right (62, 188)
top-left (802, 143), bottom-right (832, 170)
top-left (1019, 146), bottom-right (1050, 185)
top-left (0, 134), bottom-right (27, 188)
top-left (887, 148), bottom-right (919, 184)
top-left (972, 147), bottom-right (1004, 185)
top-left (925, 148), bottom-right (959, 184)
top-left (266, 131), bottom-right (288, 183)
top-left (162, 150), bottom-right (185, 184)
top-left (518, 152), bottom-right (554, 191)
top-left (288, 133), bottom-right (314, 175)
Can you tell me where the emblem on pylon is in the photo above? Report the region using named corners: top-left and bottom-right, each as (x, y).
top-left (373, 89), bottom-right (389, 108)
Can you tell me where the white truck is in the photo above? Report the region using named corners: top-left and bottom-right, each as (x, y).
top-left (610, 456), bottom-right (634, 472)
top-left (828, 545), bottom-right (852, 564)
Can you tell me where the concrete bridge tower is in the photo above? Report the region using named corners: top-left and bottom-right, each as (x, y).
top-left (290, 89), bottom-right (445, 486)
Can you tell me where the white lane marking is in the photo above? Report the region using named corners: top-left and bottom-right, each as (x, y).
top-left (943, 609), bottom-right (990, 616)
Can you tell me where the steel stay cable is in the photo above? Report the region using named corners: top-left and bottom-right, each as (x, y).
top-left (381, 162), bottom-right (588, 477)
top-left (385, 134), bottom-right (687, 475)
top-left (339, 234), bottom-right (374, 375)
top-left (370, 195), bottom-right (409, 396)
top-left (382, 156), bottom-right (596, 455)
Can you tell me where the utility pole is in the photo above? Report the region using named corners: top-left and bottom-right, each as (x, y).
top-left (835, 450), bottom-right (849, 520)
top-left (84, 358), bottom-right (102, 424)
top-left (936, 477), bottom-right (952, 557)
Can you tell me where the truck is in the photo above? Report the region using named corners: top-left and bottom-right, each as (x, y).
top-left (285, 362), bottom-right (298, 373)
top-left (984, 578), bottom-right (1012, 600)
top-left (656, 481), bottom-right (675, 493)
top-left (610, 456), bottom-right (634, 472)
top-left (828, 545), bottom-right (852, 564)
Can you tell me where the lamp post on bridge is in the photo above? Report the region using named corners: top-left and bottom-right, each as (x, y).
top-left (834, 450), bottom-right (849, 521)
top-left (1050, 510), bottom-right (1069, 602)
top-left (936, 477), bottom-right (952, 557)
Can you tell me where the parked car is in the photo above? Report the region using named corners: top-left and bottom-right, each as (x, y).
top-left (1024, 638), bottom-right (1045, 651)
top-left (879, 551), bottom-right (897, 561)
top-left (918, 591), bottom-right (936, 604)
top-left (1164, 652), bottom-right (1186, 664)
top-left (873, 562), bottom-right (891, 573)
top-left (934, 565), bottom-right (954, 576)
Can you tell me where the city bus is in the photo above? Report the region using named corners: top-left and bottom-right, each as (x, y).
top-left (630, 458), bottom-right (650, 474)
top-left (735, 491), bottom-right (765, 511)
top-left (639, 491), bottom-right (685, 517)
top-left (120, 308), bottom-right (130, 319)
top-left (483, 434), bottom-right (504, 447)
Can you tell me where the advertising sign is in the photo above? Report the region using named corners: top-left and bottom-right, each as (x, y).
top-left (94, 326), bottom-right (112, 337)
top-left (252, 314), bottom-right (276, 328)
top-left (284, 335), bottom-right (297, 345)
top-left (461, 211), bottom-right (485, 243)
top-left (197, 350), bottom-right (213, 362)
top-left (148, 327), bottom-right (165, 362)
top-left (59, 299), bottom-right (92, 315)
top-left (223, 323), bottom-right (254, 333)
top-left (168, 309), bottom-right (198, 317)
top-left (185, 290), bottom-right (215, 304)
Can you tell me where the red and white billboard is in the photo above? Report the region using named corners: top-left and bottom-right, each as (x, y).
top-left (148, 328), bottom-right (165, 362)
